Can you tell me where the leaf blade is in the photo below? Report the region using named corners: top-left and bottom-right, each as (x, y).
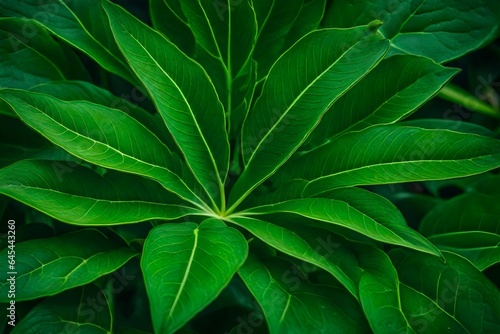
top-left (230, 25), bottom-right (389, 208)
top-left (238, 254), bottom-right (369, 334)
top-left (103, 1), bottom-right (229, 205)
top-left (243, 188), bottom-right (441, 257)
top-left (0, 229), bottom-right (137, 301)
top-left (12, 285), bottom-right (112, 334)
top-left (0, 89), bottom-right (201, 206)
top-left (277, 126), bottom-right (500, 196)
top-left (0, 160), bottom-right (200, 225)
top-left (141, 221), bottom-right (248, 333)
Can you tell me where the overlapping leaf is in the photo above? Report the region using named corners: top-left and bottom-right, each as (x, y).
top-left (0, 229), bottom-right (137, 301)
top-left (243, 188), bottom-right (441, 257)
top-left (283, 0), bottom-right (326, 49)
top-left (324, 0), bottom-right (500, 63)
top-left (229, 216), bottom-right (358, 296)
top-left (306, 55), bottom-right (458, 147)
top-left (0, 18), bottom-right (89, 89)
top-left (391, 250), bottom-right (500, 333)
top-left (0, 0), bottom-right (137, 84)
top-left (29, 80), bottom-right (177, 150)
top-left (0, 160), bottom-right (200, 225)
top-left (179, 0), bottom-right (257, 137)
top-left (0, 111), bottom-right (67, 168)
top-left (419, 185), bottom-right (500, 271)
top-left (357, 246), bottom-right (414, 333)
top-left (276, 126), bottom-right (500, 197)
top-left (12, 285), bottom-right (112, 333)
top-left (251, 0), bottom-right (302, 79)
top-left (230, 24), bottom-right (390, 208)
top-left (103, 1), bottom-right (229, 206)
top-left (0, 89), bottom-right (201, 206)
top-left (290, 226), bottom-right (417, 333)
top-left (141, 220), bottom-right (248, 333)
top-left (149, 0), bottom-right (195, 56)
top-left (238, 255), bottom-right (370, 333)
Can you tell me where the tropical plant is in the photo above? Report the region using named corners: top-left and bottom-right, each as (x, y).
top-left (0, 0), bottom-right (499, 333)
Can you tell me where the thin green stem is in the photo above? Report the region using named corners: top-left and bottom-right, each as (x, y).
top-left (438, 83), bottom-right (500, 119)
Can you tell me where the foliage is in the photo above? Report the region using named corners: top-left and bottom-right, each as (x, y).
top-left (0, 0), bottom-right (499, 333)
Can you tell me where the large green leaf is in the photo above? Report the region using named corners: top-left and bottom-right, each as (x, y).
top-left (0, 89), bottom-right (202, 206)
top-left (277, 126), bottom-right (500, 197)
top-left (0, 0), bottom-right (137, 84)
top-left (324, 0), bottom-right (500, 63)
top-left (243, 188), bottom-right (441, 257)
top-left (391, 250), bottom-right (500, 333)
top-left (0, 18), bottom-right (89, 89)
top-left (29, 80), bottom-right (177, 150)
top-left (0, 160), bottom-right (200, 225)
top-left (230, 24), bottom-right (389, 209)
top-left (0, 229), bottom-right (137, 301)
top-left (103, 1), bottom-right (229, 207)
top-left (229, 216), bottom-right (358, 296)
top-left (141, 220), bottom-right (248, 333)
top-left (12, 285), bottom-right (112, 334)
top-left (306, 55), bottom-right (458, 147)
top-left (238, 255), bottom-right (370, 334)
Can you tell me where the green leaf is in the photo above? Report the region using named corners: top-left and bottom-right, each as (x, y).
top-left (181, 0), bottom-right (256, 77)
top-left (0, 18), bottom-right (89, 89)
top-left (229, 216), bottom-right (358, 297)
top-left (391, 250), bottom-right (500, 333)
top-left (0, 160), bottom-right (200, 225)
top-left (29, 80), bottom-right (177, 150)
top-left (357, 245), bottom-right (414, 334)
top-left (400, 119), bottom-right (497, 137)
top-left (0, 143), bottom-right (74, 169)
top-left (0, 0), bottom-right (137, 84)
top-left (103, 1), bottom-right (229, 207)
top-left (12, 285), bottom-right (112, 333)
top-left (427, 232), bottom-right (500, 271)
top-left (149, 0), bottom-right (195, 56)
top-left (0, 89), bottom-right (202, 207)
top-left (264, 223), bottom-right (413, 333)
top-left (277, 126), bottom-right (500, 197)
top-left (241, 179), bottom-right (308, 208)
top-left (180, 0), bottom-right (257, 137)
top-left (238, 255), bottom-right (369, 334)
top-left (418, 189), bottom-right (500, 271)
top-left (306, 55), bottom-right (458, 147)
top-left (243, 188), bottom-right (441, 257)
top-left (141, 221), bottom-right (248, 333)
top-left (399, 284), bottom-right (470, 333)
top-left (230, 25), bottom-right (389, 209)
top-left (324, 0), bottom-right (500, 63)
top-left (0, 229), bottom-right (137, 301)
